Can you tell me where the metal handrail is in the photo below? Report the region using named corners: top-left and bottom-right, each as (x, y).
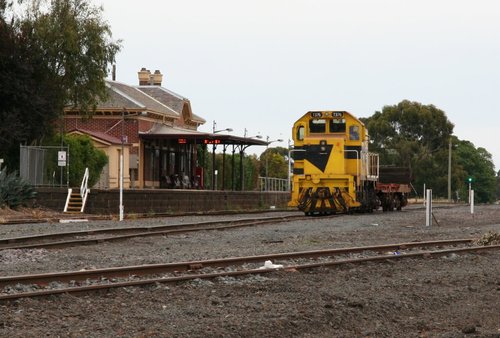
top-left (63, 188), bottom-right (72, 212)
top-left (80, 168), bottom-right (89, 199)
top-left (361, 151), bottom-right (379, 181)
top-left (80, 168), bottom-right (89, 212)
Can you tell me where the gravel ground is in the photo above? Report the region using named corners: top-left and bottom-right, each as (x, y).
top-left (0, 204), bottom-right (499, 337)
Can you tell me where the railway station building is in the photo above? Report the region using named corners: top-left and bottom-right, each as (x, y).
top-left (63, 68), bottom-right (266, 190)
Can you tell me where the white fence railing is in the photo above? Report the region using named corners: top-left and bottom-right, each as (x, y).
top-left (259, 176), bottom-right (288, 191)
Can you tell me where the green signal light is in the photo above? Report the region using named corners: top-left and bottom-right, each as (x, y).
top-left (468, 177), bottom-right (472, 183)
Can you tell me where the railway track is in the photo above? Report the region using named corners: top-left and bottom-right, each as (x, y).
top-left (1, 238), bottom-right (498, 301)
top-left (0, 205), bottom-right (463, 252)
top-left (0, 214), bottom-right (311, 250)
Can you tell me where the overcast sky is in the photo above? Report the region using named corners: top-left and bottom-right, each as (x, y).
top-left (91, 0), bottom-right (500, 171)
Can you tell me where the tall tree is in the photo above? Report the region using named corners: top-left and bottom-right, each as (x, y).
top-left (0, 1), bottom-right (59, 169)
top-left (260, 147), bottom-right (288, 179)
top-left (0, 0), bottom-right (120, 169)
top-left (496, 170), bottom-right (500, 201)
top-left (362, 100), bottom-right (455, 198)
top-left (454, 140), bottom-right (496, 203)
top-left (362, 100), bottom-right (454, 170)
top-left (19, 0), bottom-right (121, 114)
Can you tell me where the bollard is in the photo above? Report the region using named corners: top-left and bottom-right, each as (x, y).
top-left (425, 189), bottom-right (432, 227)
top-left (470, 190), bottom-right (474, 214)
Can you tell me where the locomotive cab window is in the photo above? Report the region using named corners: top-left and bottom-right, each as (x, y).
top-left (349, 125), bottom-right (360, 140)
top-left (329, 118), bottom-right (346, 133)
top-left (296, 125), bottom-right (305, 141)
top-left (309, 119), bottom-right (326, 133)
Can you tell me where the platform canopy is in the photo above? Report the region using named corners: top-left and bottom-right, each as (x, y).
top-left (140, 124), bottom-right (268, 146)
top-left (140, 123), bottom-right (267, 190)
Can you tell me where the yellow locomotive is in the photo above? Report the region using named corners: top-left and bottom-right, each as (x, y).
top-left (289, 110), bottom-right (407, 215)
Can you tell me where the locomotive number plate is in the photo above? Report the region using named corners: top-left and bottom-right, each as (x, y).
top-left (310, 111), bottom-right (344, 118)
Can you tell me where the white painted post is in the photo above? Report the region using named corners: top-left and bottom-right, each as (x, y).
top-left (287, 152), bottom-right (291, 192)
top-left (470, 190), bottom-right (474, 214)
top-left (119, 151), bottom-right (124, 221)
top-left (423, 183), bottom-right (426, 206)
top-left (425, 189), bottom-right (432, 227)
top-left (119, 111), bottom-right (125, 221)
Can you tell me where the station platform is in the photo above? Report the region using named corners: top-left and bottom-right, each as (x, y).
top-left (35, 188), bottom-right (290, 215)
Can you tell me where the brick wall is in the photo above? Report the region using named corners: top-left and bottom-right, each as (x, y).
top-left (35, 188), bottom-right (291, 215)
top-left (65, 117), bottom-right (142, 144)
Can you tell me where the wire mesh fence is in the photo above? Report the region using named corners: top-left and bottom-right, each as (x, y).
top-left (19, 145), bottom-right (69, 187)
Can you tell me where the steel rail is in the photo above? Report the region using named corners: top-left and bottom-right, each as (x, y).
top-left (0, 238), bottom-right (474, 287)
top-left (1, 243), bottom-right (498, 301)
top-left (0, 215), bottom-right (310, 250)
top-left (2, 239), bottom-right (493, 301)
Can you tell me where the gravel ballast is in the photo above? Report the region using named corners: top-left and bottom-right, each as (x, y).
top-left (0, 204), bottom-right (499, 337)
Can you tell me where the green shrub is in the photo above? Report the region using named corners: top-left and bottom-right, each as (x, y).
top-left (45, 134), bottom-right (108, 187)
top-left (63, 134), bottom-right (108, 187)
top-left (0, 168), bottom-right (37, 209)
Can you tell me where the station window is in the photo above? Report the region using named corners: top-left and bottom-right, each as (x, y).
top-left (349, 125), bottom-right (360, 141)
top-left (296, 125), bottom-right (305, 141)
top-left (309, 119), bottom-right (326, 133)
top-left (329, 118), bottom-right (346, 133)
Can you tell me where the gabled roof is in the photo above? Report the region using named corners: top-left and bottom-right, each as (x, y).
top-left (136, 86), bottom-right (185, 113)
top-left (136, 86), bottom-right (206, 125)
top-left (68, 128), bottom-right (127, 146)
top-left (102, 81), bottom-right (179, 118)
top-left (64, 79), bottom-right (206, 130)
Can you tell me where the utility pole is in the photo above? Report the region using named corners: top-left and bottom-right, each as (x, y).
top-left (448, 138), bottom-right (452, 202)
top-left (119, 110), bottom-right (124, 221)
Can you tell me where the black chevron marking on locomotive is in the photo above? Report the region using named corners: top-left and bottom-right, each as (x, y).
top-left (304, 145), bottom-right (333, 172)
top-left (293, 168), bottom-right (304, 175)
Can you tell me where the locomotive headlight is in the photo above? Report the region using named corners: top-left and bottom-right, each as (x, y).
top-left (320, 140), bottom-right (327, 152)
